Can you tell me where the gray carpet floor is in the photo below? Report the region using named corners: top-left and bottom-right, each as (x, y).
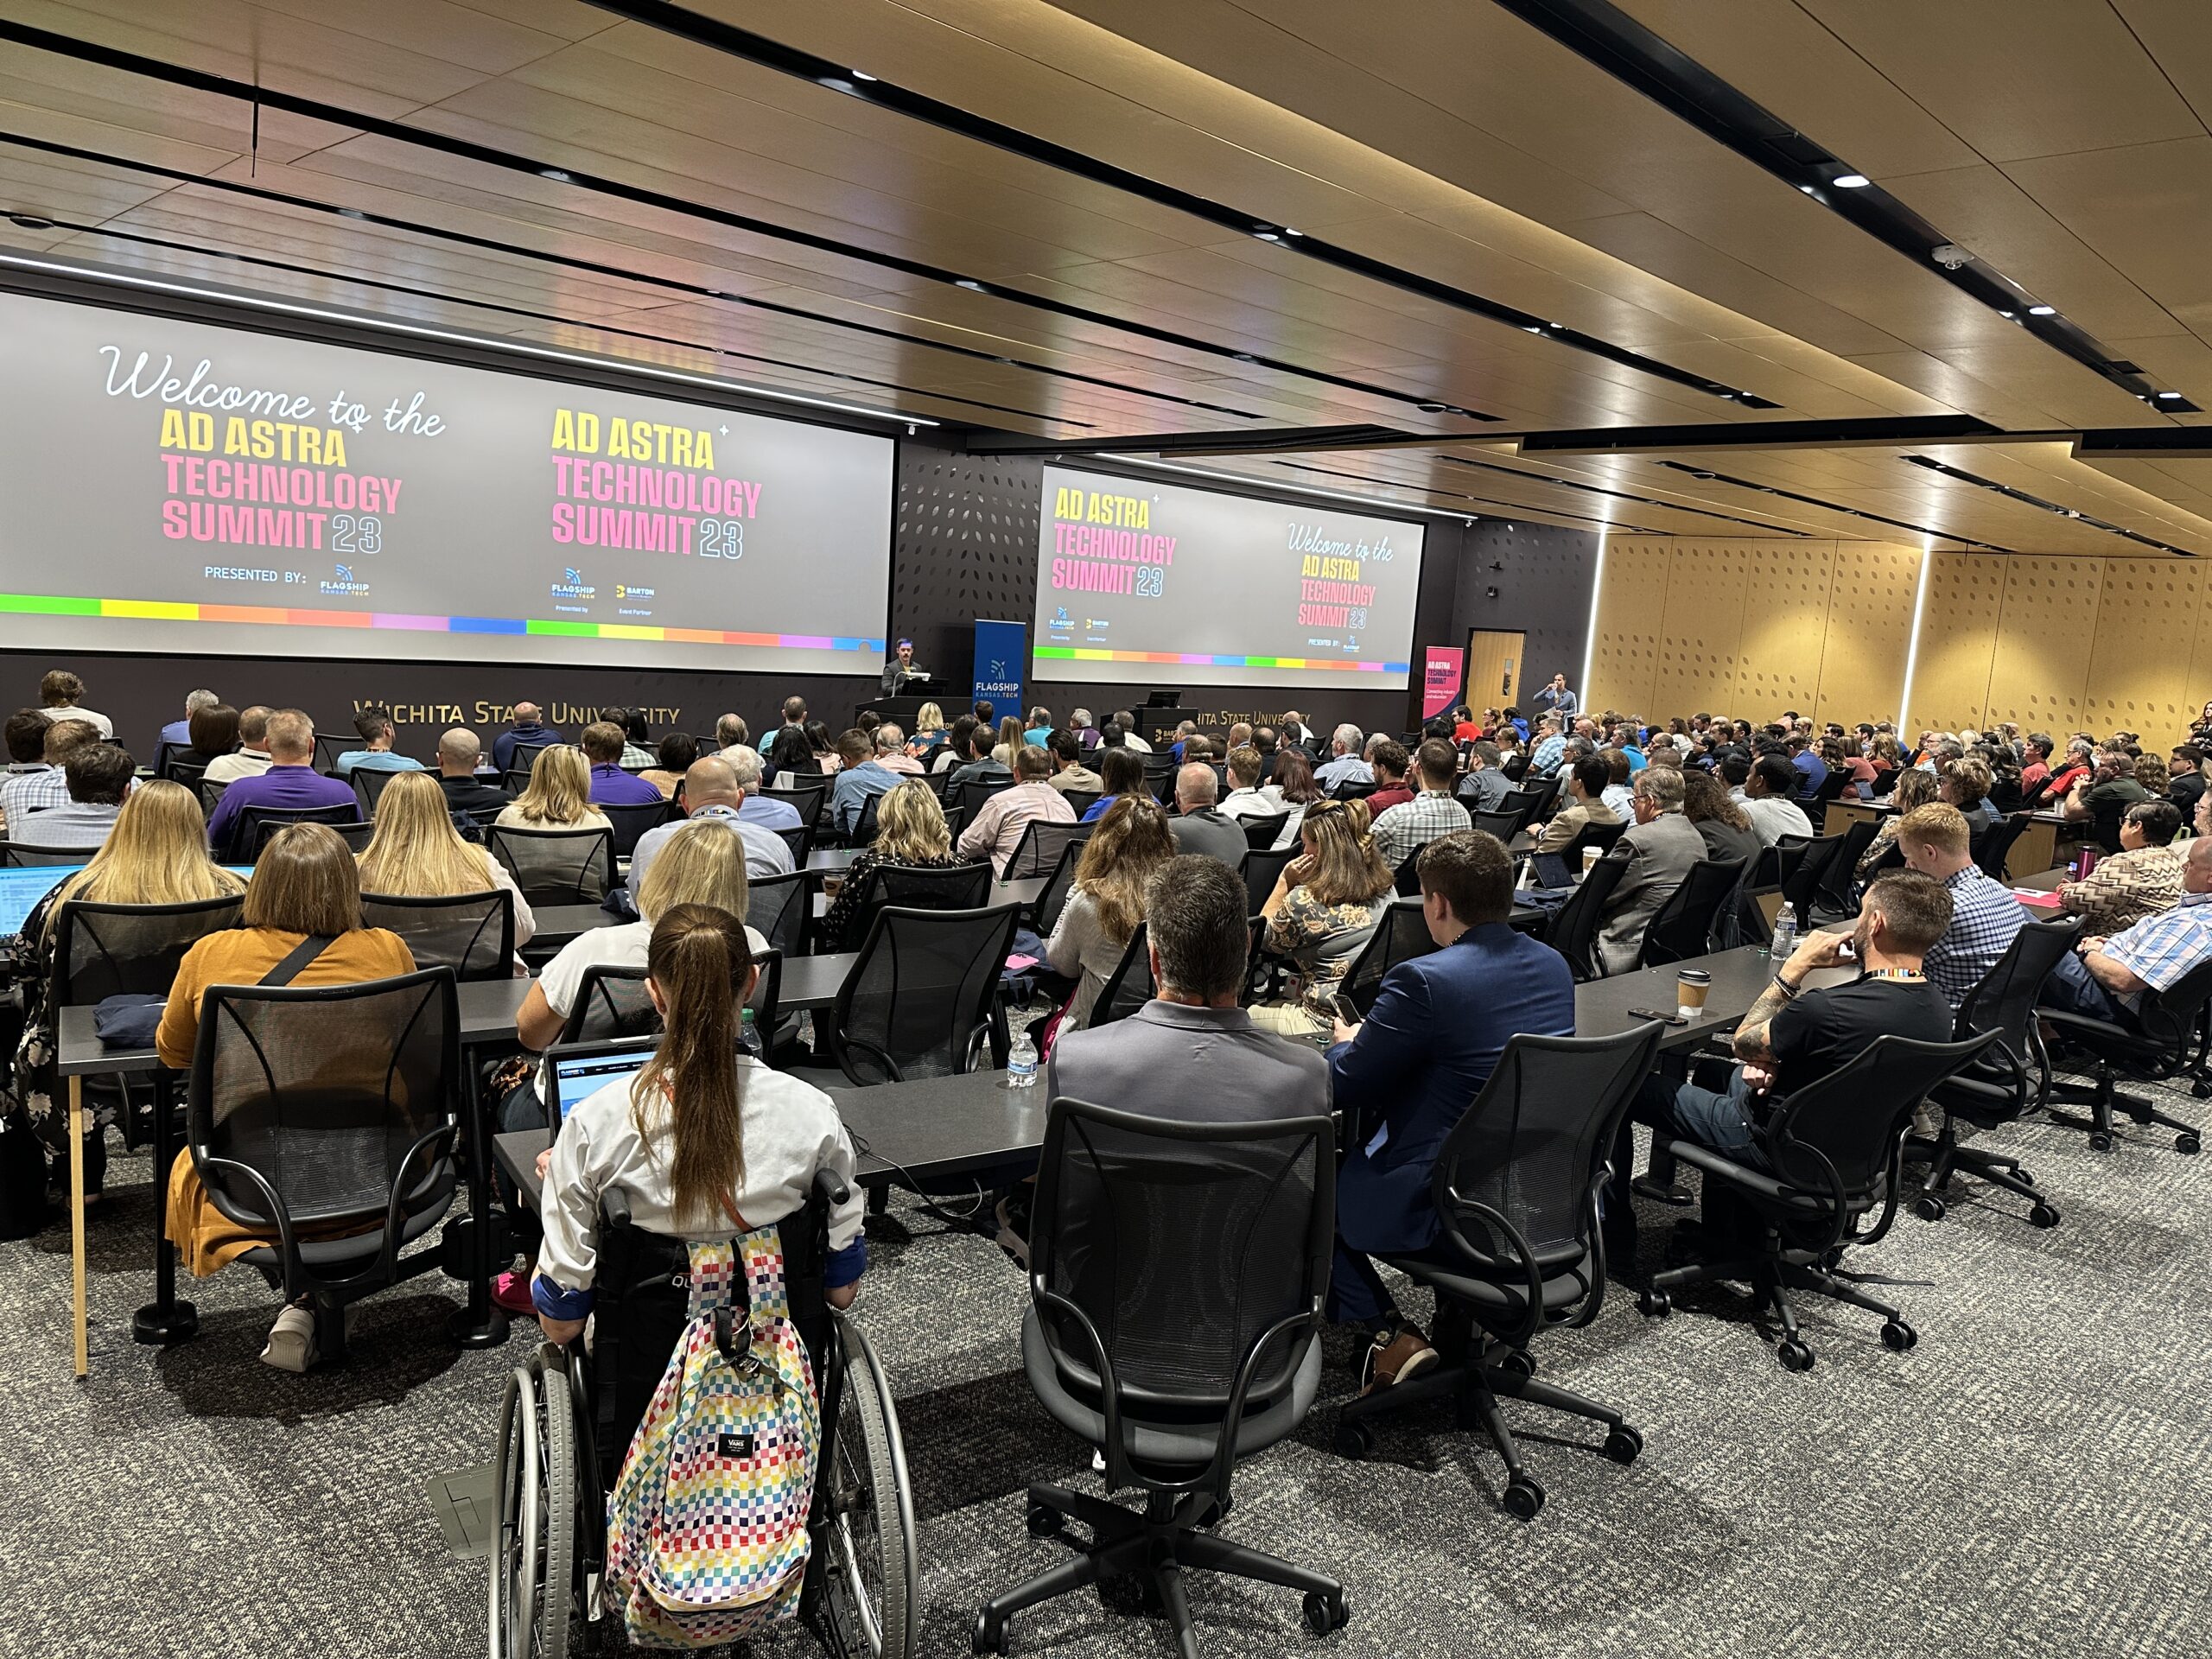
top-left (3, 1071), bottom-right (2209, 1659)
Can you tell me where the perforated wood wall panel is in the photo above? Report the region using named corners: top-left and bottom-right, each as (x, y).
top-left (1985, 558), bottom-right (2105, 734)
top-left (1735, 541), bottom-right (1837, 718)
top-left (1815, 542), bottom-right (1923, 727)
top-left (1587, 538), bottom-right (1672, 714)
top-left (1906, 555), bottom-right (2005, 734)
top-left (2083, 563), bottom-right (2204, 738)
top-left (1651, 541), bottom-right (1750, 720)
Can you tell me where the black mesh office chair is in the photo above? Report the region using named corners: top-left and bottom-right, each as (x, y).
top-left (598, 798), bottom-right (673, 859)
top-left (2040, 957), bottom-right (2212, 1154)
top-left (1058, 789), bottom-right (1100, 822)
top-left (1777, 836), bottom-right (1847, 931)
top-left (973, 1098), bottom-right (1344, 1656)
top-left (849, 789), bottom-right (889, 846)
top-left (747, 868), bottom-right (810, 959)
top-left (1243, 849), bottom-right (1295, 918)
top-left (837, 861), bottom-right (995, 955)
top-left (1003, 817), bottom-right (1089, 880)
top-left (0, 841), bottom-right (93, 867)
top-left (359, 889), bottom-right (515, 982)
top-left (1640, 1032), bottom-right (1999, 1370)
top-left (1493, 786), bottom-right (1543, 836)
top-left (1639, 856), bottom-right (1748, 967)
top-left (182, 968), bottom-right (461, 1363)
top-left (198, 779), bottom-right (230, 819)
top-left (823, 903), bottom-right (1020, 1084)
top-left (486, 824), bottom-right (615, 906)
top-left (1549, 816), bottom-right (1627, 868)
top-left (557, 964), bottom-right (659, 1044)
top-left (2088, 795), bottom-right (2129, 855)
top-left (161, 754), bottom-right (211, 791)
top-left (1973, 813), bottom-right (2031, 880)
top-left (954, 777), bottom-right (1015, 822)
top-left (230, 802), bottom-right (363, 861)
top-left (1090, 924), bottom-right (1154, 1027)
top-left (1541, 855), bottom-right (1628, 982)
top-left (1910, 918), bottom-right (2076, 1227)
top-left (758, 783), bottom-right (827, 828)
top-left (509, 741), bottom-right (556, 779)
top-left (1330, 779), bottom-right (1376, 804)
top-left (1821, 819), bottom-right (1880, 913)
top-left (1034, 842), bottom-right (1084, 940)
top-left (311, 732), bottom-right (352, 773)
top-left (1471, 807), bottom-right (1522, 842)
top-left (1333, 1026), bottom-right (1662, 1518)
top-left (1338, 897), bottom-right (1440, 1017)
top-left (773, 822), bottom-right (815, 868)
top-left (350, 766), bottom-right (411, 819)
top-left (1241, 811), bottom-right (1292, 850)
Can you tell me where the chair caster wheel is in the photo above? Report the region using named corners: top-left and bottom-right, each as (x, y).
top-left (1502, 1476), bottom-right (1545, 1522)
top-left (1301, 1590), bottom-right (1350, 1635)
top-left (1332, 1417), bottom-right (1376, 1461)
top-left (1912, 1194), bottom-right (1945, 1222)
top-left (1637, 1288), bottom-right (1671, 1319)
top-left (2194, 1078), bottom-right (2211, 1099)
top-left (1777, 1339), bottom-right (1815, 1373)
top-left (1496, 1349), bottom-right (1535, 1382)
top-left (1024, 1502), bottom-right (1062, 1539)
top-left (2178, 1132), bottom-right (2202, 1155)
top-left (2029, 1202), bottom-right (2061, 1229)
top-left (1881, 1319), bottom-right (1917, 1352)
top-left (1602, 1424), bottom-right (1643, 1465)
top-left (2088, 1132), bottom-right (2113, 1153)
top-left (972, 1609), bottom-right (1007, 1655)
top-left (2011, 1166), bottom-right (2032, 1185)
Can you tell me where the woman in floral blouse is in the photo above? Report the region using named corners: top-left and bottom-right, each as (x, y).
top-left (818, 778), bottom-right (969, 950)
top-left (1250, 798), bottom-right (1395, 1040)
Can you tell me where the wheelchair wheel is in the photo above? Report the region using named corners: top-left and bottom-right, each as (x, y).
top-left (821, 1314), bottom-right (919, 1659)
top-left (491, 1346), bottom-right (576, 1659)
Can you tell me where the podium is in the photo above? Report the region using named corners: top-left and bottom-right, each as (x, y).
top-left (856, 696), bottom-right (931, 727)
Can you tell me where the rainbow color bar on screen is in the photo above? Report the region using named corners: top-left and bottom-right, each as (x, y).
top-left (1035, 645), bottom-right (1408, 674)
top-left (0, 592), bottom-right (882, 653)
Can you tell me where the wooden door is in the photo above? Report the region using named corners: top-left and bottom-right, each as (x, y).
top-left (1465, 629), bottom-right (1524, 715)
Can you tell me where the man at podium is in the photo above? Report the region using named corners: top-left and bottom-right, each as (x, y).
top-left (880, 638), bottom-right (930, 696)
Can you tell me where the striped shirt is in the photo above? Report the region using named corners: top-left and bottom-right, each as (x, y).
top-left (1924, 864), bottom-right (2026, 1008)
top-left (1371, 791), bottom-right (1472, 869)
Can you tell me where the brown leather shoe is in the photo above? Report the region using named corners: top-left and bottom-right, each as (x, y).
top-left (1359, 1326), bottom-right (1439, 1395)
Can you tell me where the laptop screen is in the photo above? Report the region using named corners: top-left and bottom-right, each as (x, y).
top-left (0, 864), bottom-right (257, 938)
top-left (548, 1039), bottom-right (658, 1125)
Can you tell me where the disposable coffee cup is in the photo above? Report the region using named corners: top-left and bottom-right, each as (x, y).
top-left (1676, 969), bottom-right (1712, 1020)
top-left (1582, 845), bottom-right (1603, 876)
top-left (822, 874), bottom-right (843, 900)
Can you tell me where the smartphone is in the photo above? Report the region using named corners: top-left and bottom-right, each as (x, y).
top-left (1624, 1007), bottom-right (1688, 1027)
top-left (1329, 992), bottom-right (1363, 1027)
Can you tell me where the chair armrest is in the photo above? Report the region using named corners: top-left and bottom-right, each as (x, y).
top-left (375, 1122), bottom-right (460, 1283)
top-left (1033, 1284), bottom-right (1128, 1490)
top-left (1433, 1185), bottom-right (1546, 1351)
top-left (1662, 1141), bottom-right (1800, 1205)
top-left (836, 1034), bottom-right (905, 1088)
top-left (194, 1154), bottom-right (305, 1303)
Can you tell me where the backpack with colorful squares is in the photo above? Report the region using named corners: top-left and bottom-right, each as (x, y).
top-left (603, 1224), bottom-right (820, 1648)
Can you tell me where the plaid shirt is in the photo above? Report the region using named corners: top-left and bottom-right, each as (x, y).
top-left (2104, 889), bottom-right (2212, 1001)
top-left (0, 764), bottom-right (68, 830)
top-left (2058, 845), bottom-right (2186, 934)
top-left (1531, 735), bottom-right (1567, 776)
top-left (1371, 790), bottom-right (1472, 869)
top-left (1924, 864), bottom-right (2026, 1008)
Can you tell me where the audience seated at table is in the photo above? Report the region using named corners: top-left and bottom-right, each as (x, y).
top-left (2056, 798), bottom-right (2185, 931)
top-left (631, 756), bottom-right (795, 890)
top-left (1041, 796), bottom-right (1175, 1029)
top-left (608, 708), bottom-right (655, 768)
top-left (1363, 742), bottom-right (1414, 816)
top-left (1681, 766), bottom-right (1759, 869)
top-left (1266, 746), bottom-right (1325, 850)
top-left (155, 688), bottom-right (218, 759)
top-left (1166, 762), bottom-right (1248, 868)
top-left (958, 744), bottom-right (1075, 876)
top-left (1940, 755), bottom-right (1999, 836)
top-left (581, 721), bottom-right (659, 807)
top-left (1325, 830), bottom-right (1577, 1389)
top-left (829, 729), bottom-right (902, 836)
top-left (355, 770), bottom-right (536, 957)
top-left (490, 702), bottom-right (562, 773)
top-left (496, 744), bottom-right (611, 834)
top-left (156, 822), bottom-right (417, 1371)
top-left (336, 707), bottom-right (424, 779)
top-left (430, 727), bottom-right (512, 820)
top-left (804, 720), bottom-right (842, 775)
top-left (1894, 803), bottom-right (2024, 1008)
top-left (1252, 799), bottom-right (1395, 1040)
top-left (1372, 740), bottom-right (1471, 870)
top-left (2059, 748), bottom-right (2141, 823)
top-left (1213, 746), bottom-right (1279, 822)
top-left (1535, 755), bottom-right (1620, 856)
top-left (1, 714), bottom-right (93, 831)
top-left (638, 732), bottom-right (697, 799)
top-left (1044, 729), bottom-right (1101, 798)
top-left (19, 738), bottom-right (132, 852)
top-left (1314, 724), bottom-right (1372, 792)
top-left (1077, 747), bottom-right (1145, 823)
top-left (1737, 754), bottom-right (1815, 849)
top-left (2042, 835), bottom-right (2212, 1025)
top-left (1595, 767), bottom-right (1706, 976)
top-left (721, 747), bottom-right (800, 833)
top-left (531, 903), bottom-right (868, 1344)
top-left (204, 705), bottom-right (275, 786)
top-left (818, 779), bottom-right (968, 951)
top-left (37, 669), bottom-right (111, 741)
top-left (171, 702), bottom-right (240, 772)
top-left (204, 709), bottom-right (358, 856)
top-left (871, 725), bottom-right (925, 778)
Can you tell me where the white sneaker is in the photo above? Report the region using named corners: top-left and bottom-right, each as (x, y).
top-left (994, 1197), bottom-right (1030, 1270)
top-left (261, 1306), bottom-right (317, 1372)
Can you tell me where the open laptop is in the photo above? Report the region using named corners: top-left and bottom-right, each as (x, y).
top-left (0, 863), bottom-right (257, 938)
top-left (543, 1036), bottom-right (659, 1129)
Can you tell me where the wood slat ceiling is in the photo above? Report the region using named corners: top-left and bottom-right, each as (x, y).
top-left (1, 0), bottom-right (2211, 554)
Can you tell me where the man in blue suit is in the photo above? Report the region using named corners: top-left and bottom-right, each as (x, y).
top-left (1327, 830), bottom-right (1578, 1391)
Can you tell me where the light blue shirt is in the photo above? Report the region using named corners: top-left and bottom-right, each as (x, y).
top-left (628, 803), bottom-right (794, 895)
top-left (737, 794), bottom-right (803, 832)
top-left (829, 760), bottom-right (901, 835)
top-left (1315, 754), bottom-right (1373, 791)
top-left (337, 749), bottom-right (424, 778)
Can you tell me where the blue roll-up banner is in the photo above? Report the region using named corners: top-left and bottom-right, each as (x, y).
top-left (971, 618), bottom-right (1027, 711)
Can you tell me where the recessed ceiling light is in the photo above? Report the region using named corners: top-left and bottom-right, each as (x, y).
top-left (1415, 401), bottom-right (1450, 413)
top-left (817, 75), bottom-right (855, 92)
top-left (5, 213), bottom-right (54, 229)
top-left (1798, 184), bottom-right (1818, 194)
top-left (2028, 304), bottom-right (2056, 316)
top-left (955, 279), bottom-right (986, 291)
top-left (2158, 390), bottom-right (2184, 399)
top-left (336, 207), bottom-right (366, 220)
top-left (1832, 174), bottom-right (1870, 188)
top-left (1523, 325), bottom-right (1544, 334)
top-left (1253, 231), bottom-right (1280, 242)
top-left (540, 168), bottom-right (571, 183)
top-left (1998, 310), bottom-right (2016, 320)
top-left (850, 69), bottom-right (877, 80)
top-left (1283, 227), bottom-right (1303, 237)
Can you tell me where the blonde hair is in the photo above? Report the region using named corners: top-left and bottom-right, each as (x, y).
top-left (358, 770), bottom-right (498, 897)
top-left (46, 779), bottom-right (242, 928)
top-left (1896, 801), bottom-right (1970, 859)
top-left (244, 822), bottom-right (365, 935)
top-left (509, 744), bottom-right (594, 826)
top-left (914, 702), bottom-right (945, 734)
top-left (873, 779), bottom-right (950, 861)
top-left (1891, 766), bottom-right (1939, 815)
top-left (636, 817), bottom-right (749, 924)
top-left (1297, 798), bottom-right (1394, 906)
top-left (1074, 795), bottom-right (1175, 943)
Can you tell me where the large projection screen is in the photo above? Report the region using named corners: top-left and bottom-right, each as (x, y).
top-left (1033, 465), bottom-right (1423, 691)
top-left (0, 290), bottom-right (893, 673)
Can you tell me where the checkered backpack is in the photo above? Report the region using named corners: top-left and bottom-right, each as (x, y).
top-left (603, 1226), bottom-right (820, 1648)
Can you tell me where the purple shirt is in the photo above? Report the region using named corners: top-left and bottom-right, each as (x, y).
top-left (589, 762), bottom-right (664, 805)
top-left (205, 764), bottom-right (358, 852)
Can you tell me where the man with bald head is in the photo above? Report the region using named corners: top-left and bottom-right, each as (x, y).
top-left (492, 700), bottom-right (563, 772)
top-left (627, 754), bottom-right (795, 892)
top-left (1168, 760), bottom-right (1249, 868)
top-left (435, 727), bottom-right (511, 817)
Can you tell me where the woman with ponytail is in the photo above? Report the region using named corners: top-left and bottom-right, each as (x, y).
top-left (531, 904), bottom-right (866, 1341)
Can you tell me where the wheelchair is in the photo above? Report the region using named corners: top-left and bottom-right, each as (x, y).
top-left (489, 1170), bottom-right (918, 1657)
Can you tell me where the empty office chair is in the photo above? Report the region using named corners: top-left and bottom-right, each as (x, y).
top-left (597, 798), bottom-right (673, 859)
top-left (1243, 847), bottom-right (1295, 920)
top-left (1003, 817), bottom-right (1089, 880)
top-left (1333, 1025), bottom-right (1661, 1517)
top-left (1821, 818), bottom-right (1880, 913)
top-left (1974, 813), bottom-right (2031, 881)
top-left (1241, 811), bottom-right (1292, 850)
top-left (234, 803), bottom-right (364, 862)
top-left (359, 889), bottom-right (515, 982)
top-left (509, 740), bottom-right (556, 779)
top-left (350, 766), bottom-right (411, 820)
top-left (182, 967), bottom-right (461, 1363)
top-left (198, 778), bottom-right (230, 820)
top-left (311, 732), bottom-right (352, 773)
top-left (1541, 855), bottom-right (1628, 982)
top-left (1639, 856), bottom-right (1748, 967)
top-left (1493, 786), bottom-right (1543, 836)
top-left (2040, 957), bottom-right (2212, 1154)
top-left (1392, 849), bottom-right (1424, 897)
top-left (849, 789), bottom-right (889, 847)
top-left (1330, 779), bottom-right (1377, 804)
top-left (160, 754), bottom-right (211, 792)
top-left (486, 823), bottom-right (615, 906)
top-left (0, 842), bottom-right (93, 868)
top-left (1338, 896), bottom-right (1441, 1017)
top-left (1779, 836), bottom-right (1847, 931)
top-left (1640, 1032), bottom-right (1999, 1370)
top-left (973, 1098), bottom-right (1344, 1656)
top-left (746, 868), bottom-right (810, 959)
top-left (1910, 918), bottom-right (2076, 1228)
top-left (822, 903), bottom-right (1020, 1084)
top-left (1090, 923), bottom-right (1155, 1027)
top-left (1471, 807), bottom-right (1522, 842)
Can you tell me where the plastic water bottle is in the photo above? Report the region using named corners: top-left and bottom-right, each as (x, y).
top-left (1770, 914), bottom-right (1798, 959)
top-left (1007, 1030), bottom-right (1039, 1089)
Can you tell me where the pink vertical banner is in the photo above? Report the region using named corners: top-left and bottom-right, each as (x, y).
top-left (1422, 646), bottom-right (1463, 718)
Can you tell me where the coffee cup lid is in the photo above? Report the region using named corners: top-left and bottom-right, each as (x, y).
top-left (1677, 969), bottom-right (1712, 983)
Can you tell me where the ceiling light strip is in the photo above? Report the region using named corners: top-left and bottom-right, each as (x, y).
top-left (1899, 455), bottom-right (2195, 556)
top-left (1650, 460), bottom-right (2011, 552)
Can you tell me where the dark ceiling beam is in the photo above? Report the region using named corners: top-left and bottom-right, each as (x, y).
top-left (964, 423), bottom-right (1412, 457)
top-left (1510, 415), bottom-right (2005, 454)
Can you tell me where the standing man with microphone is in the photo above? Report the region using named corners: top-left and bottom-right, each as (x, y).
top-left (880, 638), bottom-right (929, 696)
top-left (1534, 672), bottom-right (1580, 721)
